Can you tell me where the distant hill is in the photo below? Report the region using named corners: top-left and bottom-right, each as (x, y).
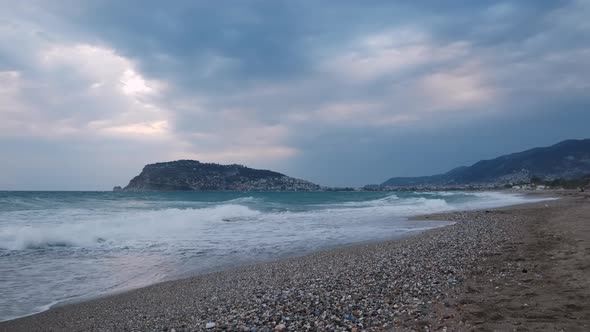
top-left (382, 139), bottom-right (590, 187)
top-left (119, 160), bottom-right (321, 192)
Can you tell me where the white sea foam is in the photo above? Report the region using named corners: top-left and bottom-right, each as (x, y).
top-left (0, 190), bottom-right (557, 321)
top-left (0, 192), bottom-right (551, 251)
top-left (223, 196), bottom-right (260, 204)
top-left (358, 194), bottom-right (401, 207)
top-left (457, 191), bottom-right (556, 209)
top-left (0, 204), bottom-right (261, 251)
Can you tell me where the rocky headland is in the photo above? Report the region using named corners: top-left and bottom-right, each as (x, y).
top-left (118, 160), bottom-right (321, 192)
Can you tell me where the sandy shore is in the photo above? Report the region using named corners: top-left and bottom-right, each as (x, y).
top-left (2, 192), bottom-right (589, 331)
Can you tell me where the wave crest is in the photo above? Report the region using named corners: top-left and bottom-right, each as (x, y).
top-left (0, 204), bottom-right (260, 251)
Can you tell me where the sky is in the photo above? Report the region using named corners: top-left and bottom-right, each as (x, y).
top-left (1, 0), bottom-right (589, 190)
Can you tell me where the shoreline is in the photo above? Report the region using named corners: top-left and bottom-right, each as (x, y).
top-left (0, 190), bottom-right (526, 323)
top-left (3, 218), bottom-right (455, 323)
top-left (2, 192), bottom-right (589, 331)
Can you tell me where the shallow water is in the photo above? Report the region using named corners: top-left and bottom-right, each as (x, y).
top-left (0, 190), bottom-right (550, 321)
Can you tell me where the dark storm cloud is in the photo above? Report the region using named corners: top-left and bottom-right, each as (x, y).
top-left (0, 0), bottom-right (589, 189)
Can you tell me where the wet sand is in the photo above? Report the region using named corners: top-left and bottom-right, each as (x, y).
top-left (2, 191), bottom-right (589, 331)
top-left (434, 191), bottom-right (590, 331)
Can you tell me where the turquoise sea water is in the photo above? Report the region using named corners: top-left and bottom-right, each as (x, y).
top-left (0, 190), bottom-right (550, 321)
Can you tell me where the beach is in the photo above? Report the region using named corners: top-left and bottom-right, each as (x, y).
top-left (2, 191), bottom-right (589, 331)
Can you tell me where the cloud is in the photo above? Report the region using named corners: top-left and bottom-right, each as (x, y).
top-left (323, 29), bottom-right (470, 82)
top-left (413, 63), bottom-right (495, 111)
top-left (0, 38), bottom-right (170, 139)
top-left (0, 0), bottom-right (590, 189)
top-left (0, 71), bottom-right (29, 133)
top-left (172, 146), bottom-right (298, 165)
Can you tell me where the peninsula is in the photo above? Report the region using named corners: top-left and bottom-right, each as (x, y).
top-left (117, 160), bottom-right (321, 192)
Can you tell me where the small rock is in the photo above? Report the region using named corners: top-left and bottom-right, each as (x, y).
top-left (206, 322), bottom-right (216, 329)
top-left (274, 323), bottom-right (286, 331)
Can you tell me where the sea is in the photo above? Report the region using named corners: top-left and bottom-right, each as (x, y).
top-left (0, 190), bottom-right (551, 321)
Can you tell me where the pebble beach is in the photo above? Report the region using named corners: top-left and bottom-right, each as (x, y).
top-left (2, 192), bottom-right (589, 331)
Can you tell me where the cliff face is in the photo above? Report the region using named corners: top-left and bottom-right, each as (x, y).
top-left (121, 160), bottom-right (321, 192)
top-left (382, 139), bottom-right (590, 186)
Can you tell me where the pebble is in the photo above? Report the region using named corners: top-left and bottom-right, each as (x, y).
top-left (1, 207), bottom-right (533, 332)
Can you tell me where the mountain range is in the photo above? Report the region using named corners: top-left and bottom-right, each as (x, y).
top-left (382, 139), bottom-right (590, 187)
top-left (116, 139), bottom-right (590, 191)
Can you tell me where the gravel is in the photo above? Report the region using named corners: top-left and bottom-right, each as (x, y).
top-left (1, 206), bottom-right (534, 332)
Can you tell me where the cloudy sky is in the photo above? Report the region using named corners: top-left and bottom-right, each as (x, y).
top-left (1, 1), bottom-right (589, 190)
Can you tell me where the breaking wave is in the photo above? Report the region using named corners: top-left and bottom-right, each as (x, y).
top-left (0, 191), bottom-right (552, 252)
top-left (0, 204), bottom-right (261, 251)
top-left (0, 190), bottom-right (558, 321)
